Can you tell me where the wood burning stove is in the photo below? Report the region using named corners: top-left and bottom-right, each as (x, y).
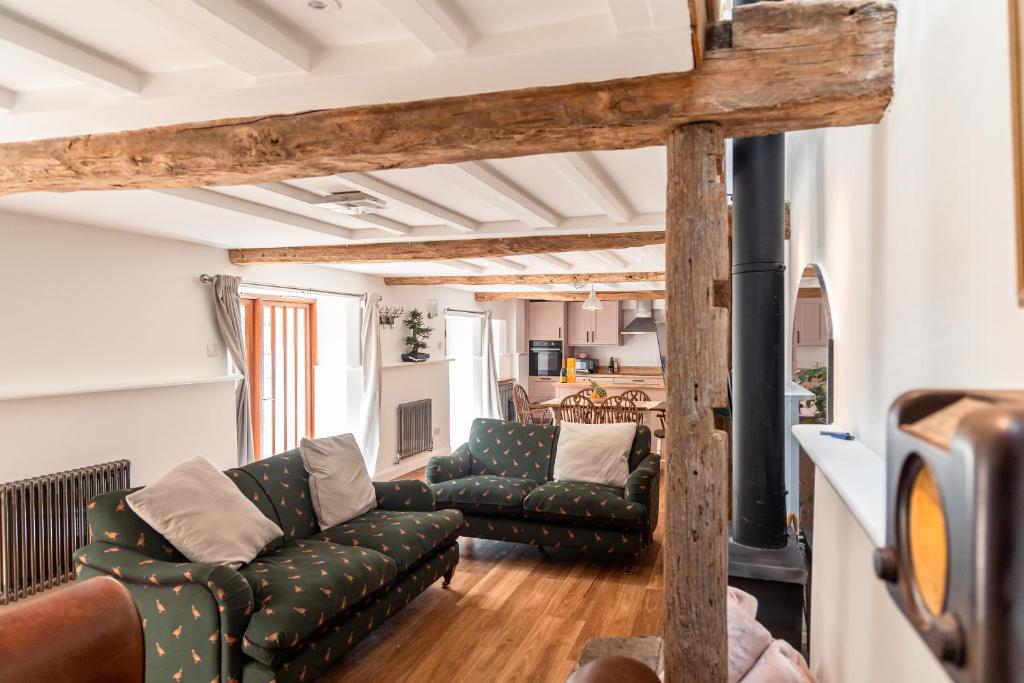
top-left (875, 390), bottom-right (1024, 682)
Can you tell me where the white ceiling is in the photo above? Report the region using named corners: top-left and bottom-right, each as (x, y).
top-left (0, 0), bottom-right (693, 289)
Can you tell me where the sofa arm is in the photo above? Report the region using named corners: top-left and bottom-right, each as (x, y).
top-left (626, 453), bottom-right (661, 543)
top-left (373, 479), bottom-right (435, 511)
top-left (75, 542), bottom-right (252, 683)
top-left (425, 443), bottom-right (471, 484)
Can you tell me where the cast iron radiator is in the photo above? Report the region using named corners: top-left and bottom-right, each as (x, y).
top-left (397, 399), bottom-right (433, 462)
top-left (0, 460), bottom-right (131, 605)
top-left (498, 379), bottom-right (515, 421)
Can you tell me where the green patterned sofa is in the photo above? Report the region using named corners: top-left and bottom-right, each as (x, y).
top-left (426, 418), bottom-right (660, 562)
top-left (74, 449), bottom-right (462, 683)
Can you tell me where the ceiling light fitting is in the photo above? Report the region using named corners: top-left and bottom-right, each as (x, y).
top-left (581, 284), bottom-right (604, 310)
top-left (308, 0), bottom-right (341, 11)
top-left (315, 191), bottom-right (386, 214)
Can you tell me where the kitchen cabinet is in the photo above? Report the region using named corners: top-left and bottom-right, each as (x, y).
top-left (567, 301), bottom-right (621, 345)
top-left (529, 376), bottom-right (558, 401)
top-left (794, 298), bottom-right (827, 346)
top-left (528, 301), bottom-right (564, 341)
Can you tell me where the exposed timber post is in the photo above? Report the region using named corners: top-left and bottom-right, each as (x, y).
top-left (663, 123), bottom-right (730, 682)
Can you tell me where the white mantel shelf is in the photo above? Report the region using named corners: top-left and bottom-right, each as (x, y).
top-left (0, 374), bottom-right (243, 402)
top-left (792, 424), bottom-right (886, 547)
top-left (381, 358), bottom-right (454, 369)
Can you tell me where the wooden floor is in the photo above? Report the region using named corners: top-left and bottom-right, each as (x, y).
top-left (323, 468), bottom-right (664, 683)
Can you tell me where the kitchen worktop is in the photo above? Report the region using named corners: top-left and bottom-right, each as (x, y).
top-left (570, 365), bottom-right (663, 377)
top-left (559, 379), bottom-right (667, 389)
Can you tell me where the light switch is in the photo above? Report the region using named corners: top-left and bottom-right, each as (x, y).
top-left (206, 343), bottom-right (218, 357)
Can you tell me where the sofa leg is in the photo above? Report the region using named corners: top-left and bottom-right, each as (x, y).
top-left (442, 568), bottom-right (455, 588)
top-left (623, 562), bottom-right (633, 575)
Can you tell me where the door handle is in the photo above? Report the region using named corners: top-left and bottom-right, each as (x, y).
top-left (558, 326), bottom-right (562, 339)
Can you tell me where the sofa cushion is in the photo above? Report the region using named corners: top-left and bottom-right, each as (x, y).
top-left (431, 475), bottom-right (537, 517)
top-left (553, 422), bottom-right (636, 488)
top-left (466, 418), bottom-right (558, 483)
top-left (299, 433), bottom-right (377, 529)
top-left (522, 481), bottom-right (647, 532)
top-left (319, 508), bottom-right (462, 574)
top-left (239, 538), bottom-right (397, 666)
top-left (239, 450), bottom-right (320, 542)
top-left (126, 457), bottom-right (283, 567)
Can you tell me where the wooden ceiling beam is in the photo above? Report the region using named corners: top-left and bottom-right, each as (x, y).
top-left (383, 271), bottom-right (666, 286)
top-left (0, 1), bottom-right (895, 196)
top-left (474, 290), bottom-right (666, 302)
top-left (228, 230), bottom-right (665, 265)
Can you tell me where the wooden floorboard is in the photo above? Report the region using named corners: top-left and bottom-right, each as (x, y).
top-left (322, 466), bottom-right (664, 682)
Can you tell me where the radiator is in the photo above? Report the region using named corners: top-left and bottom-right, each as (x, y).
top-left (498, 379), bottom-right (515, 421)
top-left (0, 460), bottom-right (131, 605)
top-left (397, 399), bottom-right (433, 462)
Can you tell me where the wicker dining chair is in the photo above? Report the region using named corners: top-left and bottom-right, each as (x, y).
top-left (597, 395), bottom-right (644, 424)
top-left (618, 389), bottom-right (651, 403)
top-left (559, 393), bottom-right (596, 424)
top-left (512, 384), bottom-right (551, 425)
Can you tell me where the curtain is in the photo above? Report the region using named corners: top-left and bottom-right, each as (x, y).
top-left (480, 310), bottom-right (503, 419)
top-left (211, 275), bottom-right (254, 465)
top-left (357, 293), bottom-right (382, 473)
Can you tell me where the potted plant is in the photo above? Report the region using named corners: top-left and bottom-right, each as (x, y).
top-left (401, 309), bottom-right (433, 362)
top-left (795, 366), bottom-right (828, 424)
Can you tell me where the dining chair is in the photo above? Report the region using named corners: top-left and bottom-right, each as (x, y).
top-left (619, 389), bottom-right (651, 403)
top-left (559, 393), bottom-right (596, 424)
top-left (597, 395), bottom-right (644, 424)
top-left (512, 384), bottom-right (551, 425)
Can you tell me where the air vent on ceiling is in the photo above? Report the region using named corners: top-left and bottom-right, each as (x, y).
top-left (314, 191), bottom-right (387, 215)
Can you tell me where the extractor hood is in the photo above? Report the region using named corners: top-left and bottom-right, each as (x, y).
top-left (622, 300), bottom-right (658, 334)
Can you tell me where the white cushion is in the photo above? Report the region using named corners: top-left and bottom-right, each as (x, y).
top-left (126, 457), bottom-right (283, 567)
top-left (553, 422), bottom-right (636, 488)
top-left (299, 434), bottom-right (377, 529)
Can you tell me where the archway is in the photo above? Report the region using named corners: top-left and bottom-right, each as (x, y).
top-left (791, 263), bottom-right (834, 424)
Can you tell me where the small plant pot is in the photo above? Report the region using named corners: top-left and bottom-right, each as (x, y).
top-left (401, 352), bottom-right (431, 363)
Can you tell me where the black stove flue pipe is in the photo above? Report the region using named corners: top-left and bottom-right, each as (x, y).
top-left (731, 130), bottom-right (788, 550)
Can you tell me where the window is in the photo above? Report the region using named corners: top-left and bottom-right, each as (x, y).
top-left (241, 295), bottom-right (317, 459)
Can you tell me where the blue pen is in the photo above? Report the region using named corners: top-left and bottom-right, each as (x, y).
top-left (821, 430), bottom-right (854, 440)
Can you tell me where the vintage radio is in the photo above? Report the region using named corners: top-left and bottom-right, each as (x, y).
top-left (874, 390), bottom-right (1024, 682)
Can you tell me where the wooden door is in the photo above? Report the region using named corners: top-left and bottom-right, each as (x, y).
top-left (566, 302), bottom-right (592, 345)
top-left (527, 301), bottom-right (564, 340)
top-left (590, 301), bottom-right (621, 345)
top-left (795, 299), bottom-right (827, 346)
top-left (242, 295), bottom-right (317, 460)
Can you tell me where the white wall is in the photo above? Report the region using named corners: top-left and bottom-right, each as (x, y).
top-left (0, 212), bottom-right (488, 484)
top-left (810, 473), bottom-right (948, 682)
top-left (786, 0), bottom-right (1024, 679)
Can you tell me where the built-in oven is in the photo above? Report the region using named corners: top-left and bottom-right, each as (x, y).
top-left (529, 340), bottom-right (563, 377)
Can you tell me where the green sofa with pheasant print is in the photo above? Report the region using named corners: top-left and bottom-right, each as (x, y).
top-left (74, 449), bottom-right (462, 683)
top-left (426, 418), bottom-right (660, 560)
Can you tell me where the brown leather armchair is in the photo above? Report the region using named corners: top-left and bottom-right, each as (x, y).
top-left (0, 577), bottom-right (144, 683)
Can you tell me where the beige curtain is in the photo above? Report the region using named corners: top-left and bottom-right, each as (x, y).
top-left (480, 310), bottom-right (503, 419)
top-left (210, 275), bottom-right (254, 465)
top-left (358, 293), bottom-right (382, 473)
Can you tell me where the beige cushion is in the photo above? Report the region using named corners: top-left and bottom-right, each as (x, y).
top-left (126, 457), bottom-right (282, 566)
top-left (553, 422), bottom-right (636, 488)
top-left (299, 434), bottom-right (377, 529)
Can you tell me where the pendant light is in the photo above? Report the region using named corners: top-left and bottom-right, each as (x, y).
top-left (581, 284), bottom-right (603, 310)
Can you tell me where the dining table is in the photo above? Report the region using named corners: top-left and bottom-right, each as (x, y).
top-left (537, 398), bottom-right (666, 424)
